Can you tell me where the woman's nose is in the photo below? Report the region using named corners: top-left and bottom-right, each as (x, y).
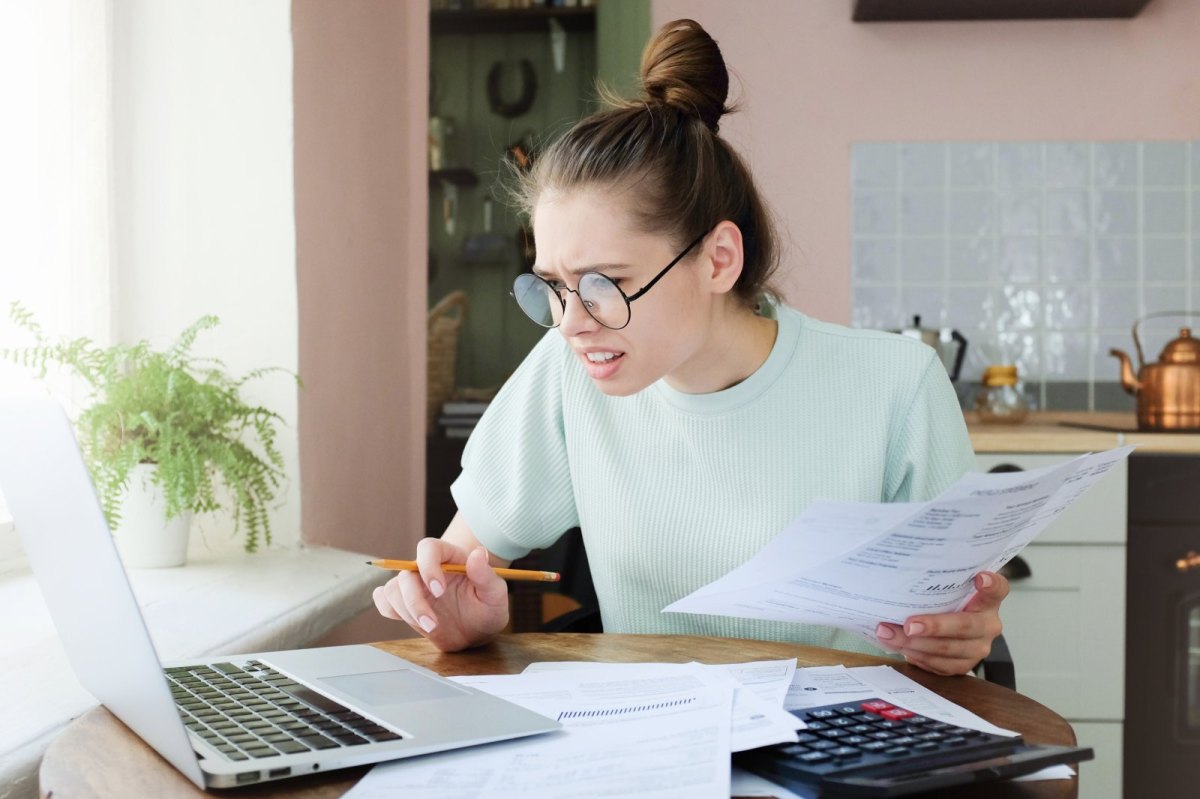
top-left (557, 289), bottom-right (600, 335)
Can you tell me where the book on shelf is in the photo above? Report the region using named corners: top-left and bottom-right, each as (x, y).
top-left (441, 400), bottom-right (490, 418)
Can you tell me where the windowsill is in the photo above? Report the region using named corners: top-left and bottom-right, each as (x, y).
top-left (0, 545), bottom-right (388, 797)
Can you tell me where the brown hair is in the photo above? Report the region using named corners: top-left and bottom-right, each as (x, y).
top-left (511, 19), bottom-right (779, 307)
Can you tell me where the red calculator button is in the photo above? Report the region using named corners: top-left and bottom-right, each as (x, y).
top-left (860, 700), bottom-right (894, 714)
top-left (879, 707), bottom-right (915, 720)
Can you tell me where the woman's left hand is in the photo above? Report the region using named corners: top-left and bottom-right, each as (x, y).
top-left (874, 571), bottom-right (1010, 676)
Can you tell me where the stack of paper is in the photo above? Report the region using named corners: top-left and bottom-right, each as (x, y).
top-left (342, 660), bottom-right (1069, 799)
top-left (664, 446), bottom-right (1133, 643)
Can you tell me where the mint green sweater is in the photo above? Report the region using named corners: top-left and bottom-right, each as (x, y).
top-left (451, 304), bottom-right (975, 656)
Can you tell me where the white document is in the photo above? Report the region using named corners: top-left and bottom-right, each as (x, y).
top-left (664, 446), bottom-right (1133, 640)
top-left (523, 659), bottom-right (803, 751)
top-left (342, 667), bottom-right (734, 799)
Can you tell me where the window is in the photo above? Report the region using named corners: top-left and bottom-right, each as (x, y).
top-left (0, 0), bottom-right (114, 573)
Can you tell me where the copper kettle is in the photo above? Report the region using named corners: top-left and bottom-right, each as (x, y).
top-left (1109, 311), bottom-right (1200, 431)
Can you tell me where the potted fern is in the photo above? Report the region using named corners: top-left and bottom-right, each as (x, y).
top-left (2, 302), bottom-right (293, 565)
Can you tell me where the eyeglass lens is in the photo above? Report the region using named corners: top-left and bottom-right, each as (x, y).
top-left (512, 272), bottom-right (630, 330)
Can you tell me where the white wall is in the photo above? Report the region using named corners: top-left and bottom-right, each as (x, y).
top-left (112, 0), bottom-right (299, 552)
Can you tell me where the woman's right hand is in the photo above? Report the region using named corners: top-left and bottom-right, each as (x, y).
top-left (372, 533), bottom-right (511, 652)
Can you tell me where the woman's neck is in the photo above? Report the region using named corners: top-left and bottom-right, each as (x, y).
top-left (664, 304), bottom-right (779, 395)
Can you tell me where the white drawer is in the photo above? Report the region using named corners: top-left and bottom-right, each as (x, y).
top-left (974, 454), bottom-right (1127, 545)
top-left (1072, 721), bottom-right (1122, 799)
top-left (999, 544), bottom-right (1125, 720)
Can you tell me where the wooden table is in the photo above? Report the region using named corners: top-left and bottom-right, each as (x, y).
top-left (40, 634), bottom-right (1079, 798)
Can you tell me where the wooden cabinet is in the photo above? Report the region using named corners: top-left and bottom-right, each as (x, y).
top-left (975, 452), bottom-right (1126, 799)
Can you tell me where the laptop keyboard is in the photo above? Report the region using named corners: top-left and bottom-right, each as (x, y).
top-left (165, 660), bottom-right (404, 761)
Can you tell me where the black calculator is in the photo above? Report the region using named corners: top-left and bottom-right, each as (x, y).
top-left (734, 697), bottom-right (1093, 797)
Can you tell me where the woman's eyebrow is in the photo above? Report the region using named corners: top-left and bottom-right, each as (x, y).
top-left (533, 262), bottom-right (633, 279)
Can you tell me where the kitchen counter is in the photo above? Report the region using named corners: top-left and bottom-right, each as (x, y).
top-left (965, 411), bottom-right (1200, 454)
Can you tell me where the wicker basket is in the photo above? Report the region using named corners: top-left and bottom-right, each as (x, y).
top-left (427, 291), bottom-right (468, 433)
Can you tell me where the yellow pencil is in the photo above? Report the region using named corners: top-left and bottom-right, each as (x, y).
top-left (366, 559), bottom-right (560, 582)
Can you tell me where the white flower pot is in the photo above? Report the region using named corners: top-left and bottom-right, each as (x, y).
top-left (112, 463), bottom-right (192, 568)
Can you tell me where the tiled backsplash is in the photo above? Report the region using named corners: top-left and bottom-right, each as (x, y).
top-left (851, 141), bottom-right (1200, 411)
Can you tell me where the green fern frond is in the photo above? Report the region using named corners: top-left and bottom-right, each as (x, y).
top-left (3, 304), bottom-right (299, 552)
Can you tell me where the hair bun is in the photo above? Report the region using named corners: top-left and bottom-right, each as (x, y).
top-left (639, 19), bottom-right (730, 133)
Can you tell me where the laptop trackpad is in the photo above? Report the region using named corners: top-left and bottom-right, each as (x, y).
top-left (320, 669), bottom-right (468, 706)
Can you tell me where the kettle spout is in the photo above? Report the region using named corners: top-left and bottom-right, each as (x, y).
top-left (1109, 348), bottom-right (1140, 395)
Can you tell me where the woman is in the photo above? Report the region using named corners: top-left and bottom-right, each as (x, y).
top-left (375, 19), bottom-right (1008, 677)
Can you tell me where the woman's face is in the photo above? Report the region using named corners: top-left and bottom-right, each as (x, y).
top-left (531, 188), bottom-right (716, 397)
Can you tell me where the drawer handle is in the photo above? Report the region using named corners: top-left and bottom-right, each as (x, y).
top-left (1176, 551), bottom-right (1200, 573)
top-left (998, 555), bottom-right (1032, 581)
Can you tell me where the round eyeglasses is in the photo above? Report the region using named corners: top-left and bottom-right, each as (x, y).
top-left (510, 232), bottom-right (707, 331)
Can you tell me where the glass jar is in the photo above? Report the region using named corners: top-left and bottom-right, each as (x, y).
top-left (975, 365), bottom-right (1029, 424)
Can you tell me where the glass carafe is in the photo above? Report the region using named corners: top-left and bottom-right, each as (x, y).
top-left (975, 364), bottom-right (1029, 424)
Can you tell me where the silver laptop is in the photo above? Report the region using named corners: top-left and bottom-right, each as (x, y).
top-left (0, 397), bottom-right (559, 789)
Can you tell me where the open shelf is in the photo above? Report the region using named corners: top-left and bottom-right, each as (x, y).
top-left (431, 6), bottom-right (596, 36)
top-left (429, 167), bottom-right (480, 188)
top-left (852, 0), bottom-right (1152, 21)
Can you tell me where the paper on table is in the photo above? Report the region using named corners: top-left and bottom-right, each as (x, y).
top-left (342, 666), bottom-right (734, 799)
top-left (523, 659), bottom-right (803, 751)
top-left (664, 446), bottom-right (1133, 641)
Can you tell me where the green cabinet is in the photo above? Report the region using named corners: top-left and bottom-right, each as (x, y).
top-left (427, 2), bottom-right (648, 392)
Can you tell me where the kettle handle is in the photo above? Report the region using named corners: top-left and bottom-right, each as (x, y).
top-left (1132, 311), bottom-right (1200, 369)
top-left (949, 329), bottom-right (968, 382)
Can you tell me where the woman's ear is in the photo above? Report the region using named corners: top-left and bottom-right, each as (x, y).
top-left (704, 220), bottom-right (744, 295)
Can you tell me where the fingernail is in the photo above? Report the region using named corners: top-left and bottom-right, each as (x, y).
top-left (906, 621), bottom-right (926, 637)
top-left (876, 623), bottom-right (894, 640)
top-left (979, 573), bottom-right (994, 589)
top-left (430, 580), bottom-right (444, 598)
top-left (418, 615), bottom-right (436, 633)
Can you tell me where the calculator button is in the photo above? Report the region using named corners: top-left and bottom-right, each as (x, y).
top-left (843, 735), bottom-right (871, 745)
top-left (883, 746), bottom-right (910, 757)
top-left (806, 721), bottom-right (829, 731)
top-left (879, 707), bottom-right (914, 721)
top-left (942, 736), bottom-right (967, 746)
top-left (830, 746), bottom-right (862, 759)
top-left (798, 751), bottom-right (832, 763)
top-left (827, 717), bottom-right (857, 727)
top-left (860, 741), bottom-right (889, 752)
top-left (808, 740), bottom-right (839, 750)
top-left (913, 741), bottom-right (939, 752)
top-left (860, 700), bottom-right (894, 713)
top-left (833, 706), bottom-right (862, 715)
top-left (809, 709), bottom-right (837, 719)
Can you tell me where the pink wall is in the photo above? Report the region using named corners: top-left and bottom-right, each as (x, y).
top-left (654, 0), bottom-right (1200, 322)
top-left (293, 1), bottom-right (428, 564)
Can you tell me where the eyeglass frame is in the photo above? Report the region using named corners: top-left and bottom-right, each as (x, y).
top-left (509, 230), bottom-right (709, 331)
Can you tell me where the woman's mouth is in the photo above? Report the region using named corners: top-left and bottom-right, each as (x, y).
top-left (581, 350), bottom-right (625, 379)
